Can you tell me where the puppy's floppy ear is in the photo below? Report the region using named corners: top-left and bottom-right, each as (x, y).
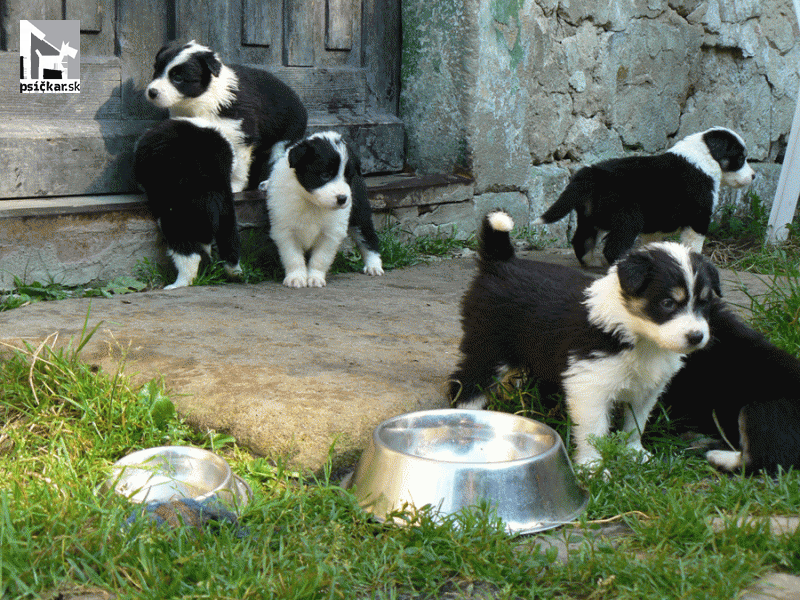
top-left (704, 259), bottom-right (722, 297)
top-left (691, 253), bottom-right (723, 297)
top-left (197, 50), bottom-right (222, 77)
top-left (288, 141), bottom-right (310, 170)
top-left (616, 251), bottom-right (652, 295)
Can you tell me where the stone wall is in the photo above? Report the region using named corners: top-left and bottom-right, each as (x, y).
top-left (398, 0), bottom-right (800, 243)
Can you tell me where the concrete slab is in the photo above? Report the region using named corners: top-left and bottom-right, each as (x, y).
top-left (0, 249), bottom-right (774, 472)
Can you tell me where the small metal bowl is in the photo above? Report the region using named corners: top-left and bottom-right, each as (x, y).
top-left (104, 446), bottom-right (251, 511)
top-left (347, 409), bottom-right (588, 534)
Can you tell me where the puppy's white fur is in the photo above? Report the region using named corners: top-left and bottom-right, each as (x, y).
top-left (266, 132), bottom-right (372, 288)
top-left (568, 242), bottom-right (708, 465)
top-left (146, 41), bottom-right (238, 117)
top-left (145, 41), bottom-right (251, 192)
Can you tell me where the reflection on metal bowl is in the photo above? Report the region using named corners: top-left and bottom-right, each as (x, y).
top-left (347, 409), bottom-right (588, 534)
top-left (104, 446), bottom-right (251, 512)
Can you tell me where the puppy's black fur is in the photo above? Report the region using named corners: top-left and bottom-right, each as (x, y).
top-left (148, 41), bottom-right (307, 189)
top-left (134, 118), bottom-right (240, 283)
top-left (662, 303), bottom-right (800, 474)
top-left (536, 127), bottom-right (754, 266)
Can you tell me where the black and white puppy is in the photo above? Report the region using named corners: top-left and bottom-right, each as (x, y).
top-left (535, 127), bottom-right (755, 267)
top-left (449, 211), bottom-right (721, 467)
top-left (145, 40), bottom-right (307, 192)
top-left (260, 131), bottom-right (383, 288)
top-left (134, 117), bottom-right (242, 290)
top-left (662, 302), bottom-right (800, 474)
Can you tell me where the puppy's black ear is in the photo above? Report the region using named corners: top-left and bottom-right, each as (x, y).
top-left (616, 252), bottom-right (652, 295)
top-left (288, 141), bottom-right (310, 170)
top-left (691, 253), bottom-right (723, 297)
top-left (197, 50), bottom-right (222, 77)
top-left (705, 260), bottom-right (722, 297)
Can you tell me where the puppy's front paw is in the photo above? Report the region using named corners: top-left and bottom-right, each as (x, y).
top-left (306, 270), bottom-right (327, 287)
top-left (363, 264), bottom-right (384, 276)
top-left (573, 448), bottom-right (602, 470)
top-left (706, 449), bottom-right (743, 472)
top-left (627, 441), bottom-right (654, 462)
top-left (283, 270), bottom-right (308, 288)
top-left (225, 262), bottom-right (243, 280)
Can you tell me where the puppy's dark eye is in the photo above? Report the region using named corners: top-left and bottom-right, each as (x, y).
top-left (660, 298), bottom-right (677, 311)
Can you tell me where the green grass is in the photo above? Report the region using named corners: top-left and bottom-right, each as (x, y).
top-left (1, 226), bottom-right (477, 312)
top-left (2, 273), bottom-right (800, 598)
top-left (706, 192), bottom-right (800, 275)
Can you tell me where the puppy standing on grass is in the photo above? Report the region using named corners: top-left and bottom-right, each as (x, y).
top-left (261, 131), bottom-right (383, 288)
top-left (449, 211), bottom-right (721, 467)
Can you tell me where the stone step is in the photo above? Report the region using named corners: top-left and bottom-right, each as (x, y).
top-left (0, 173), bottom-right (476, 290)
top-left (0, 111), bottom-right (403, 199)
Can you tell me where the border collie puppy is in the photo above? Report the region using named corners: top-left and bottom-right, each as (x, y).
top-left (134, 117), bottom-right (242, 290)
top-left (449, 211), bottom-right (721, 466)
top-left (145, 40), bottom-right (307, 192)
top-left (261, 131), bottom-right (383, 288)
top-left (535, 127), bottom-right (755, 267)
top-left (661, 302), bottom-right (800, 474)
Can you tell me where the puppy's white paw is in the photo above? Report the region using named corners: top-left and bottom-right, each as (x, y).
top-left (283, 270), bottom-right (308, 288)
top-left (706, 449), bottom-right (743, 472)
top-left (362, 253), bottom-right (384, 276)
top-left (225, 262), bottom-right (243, 279)
top-left (573, 449), bottom-right (602, 470)
top-left (364, 264), bottom-right (384, 276)
top-left (628, 442), bottom-right (654, 462)
top-left (164, 281), bottom-right (188, 291)
top-left (306, 271), bottom-right (327, 287)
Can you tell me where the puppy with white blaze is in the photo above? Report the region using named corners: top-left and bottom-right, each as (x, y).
top-left (535, 127), bottom-right (755, 267)
top-left (262, 131), bottom-right (383, 288)
top-left (145, 40), bottom-right (307, 192)
top-left (449, 211), bottom-right (721, 467)
top-left (134, 117), bottom-right (242, 290)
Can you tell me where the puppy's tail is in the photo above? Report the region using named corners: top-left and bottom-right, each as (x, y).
top-left (478, 210), bottom-right (516, 264)
top-left (533, 169), bottom-right (593, 225)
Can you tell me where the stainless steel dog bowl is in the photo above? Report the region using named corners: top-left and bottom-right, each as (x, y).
top-left (104, 446), bottom-right (251, 511)
top-left (347, 409), bottom-right (588, 534)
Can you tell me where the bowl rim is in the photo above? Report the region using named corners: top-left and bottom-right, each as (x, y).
top-left (372, 408), bottom-right (565, 466)
top-left (105, 445), bottom-right (234, 504)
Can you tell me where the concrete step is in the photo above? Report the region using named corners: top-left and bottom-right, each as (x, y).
top-left (0, 173), bottom-right (476, 290)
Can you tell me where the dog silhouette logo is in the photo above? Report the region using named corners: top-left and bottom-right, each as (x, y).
top-left (20, 20), bottom-right (80, 93)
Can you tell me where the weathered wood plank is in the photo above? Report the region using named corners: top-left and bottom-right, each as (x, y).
top-left (115, 0), bottom-right (171, 119)
top-left (0, 119), bottom-right (154, 197)
top-left (66, 0), bottom-right (102, 33)
top-left (242, 0), bottom-right (274, 47)
top-left (263, 66), bottom-right (366, 116)
top-left (285, 0), bottom-right (315, 66)
top-left (326, 0), bottom-right (353, 51)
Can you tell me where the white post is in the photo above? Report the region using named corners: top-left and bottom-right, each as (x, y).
top-left (766, 0), bottom-right (800, 244)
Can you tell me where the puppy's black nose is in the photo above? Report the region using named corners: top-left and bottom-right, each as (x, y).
top-left (686, 331), bottom-right (705, 347)
top-left (147, 88), bottom-right (158, 99)
top-left (336, 194), bottom-right (347, 206)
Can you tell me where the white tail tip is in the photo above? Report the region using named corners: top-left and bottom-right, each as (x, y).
top-left (487, 211), bottom-right (514, 232)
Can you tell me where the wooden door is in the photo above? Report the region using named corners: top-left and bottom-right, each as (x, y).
top-left (0, 0), bottom-right (402, 201)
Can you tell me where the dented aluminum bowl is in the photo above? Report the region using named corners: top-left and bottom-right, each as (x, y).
top-left (347, 409), bottom-right (588, 534)
top-left (104, 446), bottom-right (251, 511)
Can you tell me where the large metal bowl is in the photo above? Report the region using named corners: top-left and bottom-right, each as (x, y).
top-left (104, 446), bottom-right (251, 511)
top-left (347, 409), bottom-right (588, 534)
